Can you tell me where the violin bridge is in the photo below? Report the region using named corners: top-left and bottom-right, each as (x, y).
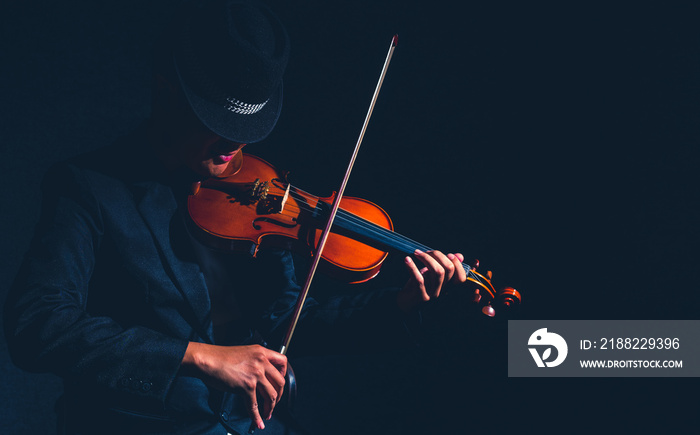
top-left (279, 183), bottom-right (291, 214)
top-left (255, 179), bottom-right (293, 215)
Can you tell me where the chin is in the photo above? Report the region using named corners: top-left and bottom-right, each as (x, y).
top-left (201, 161), bottom-right (229, 178)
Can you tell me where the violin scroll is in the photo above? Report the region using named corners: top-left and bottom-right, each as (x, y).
top-left (466, 259), bottom-right (521, 317)
top-left (497, 287), bottom-right (521, 307)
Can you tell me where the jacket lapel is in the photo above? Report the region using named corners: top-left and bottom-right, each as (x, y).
top-left (134, 180), bottom-right (215, 344)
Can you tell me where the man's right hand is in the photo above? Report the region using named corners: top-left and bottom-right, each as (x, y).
top-left (182, 342), bottom-right (287, 430)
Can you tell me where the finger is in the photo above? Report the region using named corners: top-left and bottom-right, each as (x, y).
top-left (264, 349), bottom-right (287, 377)
top-left (264, 360), bottom-right (286, 407)
top-left (414, 250), bottom-right (445, 297)
top-left (245, 388), bottom-right (265, 430)
top-left (404, 256), bottom-right (429, 302)
top-left (257, 376), bottom-right (280, 421)
top-left (448, 253), bottom-right (467, 283)
top-left (429, 250), bottom-right (457, 282)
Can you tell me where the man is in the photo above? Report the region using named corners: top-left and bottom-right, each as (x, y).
top-left (4, 1), bottom-right (467, 434)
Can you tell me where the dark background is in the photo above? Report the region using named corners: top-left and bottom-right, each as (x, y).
top-left (2, 1), bottom-right (699, 433)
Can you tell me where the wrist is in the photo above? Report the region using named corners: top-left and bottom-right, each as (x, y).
top-left (182, 341), bottom-right (207, 371)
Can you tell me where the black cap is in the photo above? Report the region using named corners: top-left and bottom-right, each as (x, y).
top-left (173, 0), bottom-right (290, 143)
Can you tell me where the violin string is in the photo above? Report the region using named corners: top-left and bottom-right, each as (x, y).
top-left (290, 186), bottom-right (455, 255)
top-left (206, 171), bottom-right (486, 284)
top-left (283, 186), bottom-right (434, 253)
top-left (225, 182), bottom-right (484, 285)
top-left (276, 186), bottom-right (474, 262)
top-left (275, 185), bottom-right (484, 285)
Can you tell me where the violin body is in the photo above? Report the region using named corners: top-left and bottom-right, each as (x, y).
top-left (188, 153), bottom-right (393, 283)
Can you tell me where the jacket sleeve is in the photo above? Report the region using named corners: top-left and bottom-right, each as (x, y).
top-left (3, 164), bottom-right (188, 408)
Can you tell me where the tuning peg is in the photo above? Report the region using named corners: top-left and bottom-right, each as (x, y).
top-left (470, 259), bottom-right (480, 270)
top-left (472, 289), bottom-right (482, 303)
top-left (486, 270), bottom-right (493, 280)
top-left (482, 304), bottom-right (496, 317)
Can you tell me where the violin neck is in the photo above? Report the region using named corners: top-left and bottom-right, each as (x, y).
top-left (332, 208), bottom-right (472, 274)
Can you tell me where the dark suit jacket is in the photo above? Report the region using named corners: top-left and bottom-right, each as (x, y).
top-left (4, 125), bottom-right (414, 435)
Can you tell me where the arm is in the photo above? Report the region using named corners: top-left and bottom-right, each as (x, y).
top-left (5, 163), bottom-right (296, 428)
top-left (181, 342), bottom-right (286, 431)
top-left (4, 164), bottom-right (187, 407)
top-left (250, 249), bottom-right (461, 355)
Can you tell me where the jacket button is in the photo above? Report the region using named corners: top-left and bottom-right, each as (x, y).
top-left (141, 382), bottom-right (152, 392)
top-left (220, 411), bottom-right (229, 422)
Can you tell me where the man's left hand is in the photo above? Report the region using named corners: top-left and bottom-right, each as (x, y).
top-left (397, 250), bottom-right (467, 314)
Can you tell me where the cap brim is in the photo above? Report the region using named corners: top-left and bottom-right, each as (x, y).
top-left (174, 58), bottom-right (283, 144)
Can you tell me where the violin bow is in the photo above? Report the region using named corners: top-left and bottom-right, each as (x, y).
top-left (249, 34), bottom-right (398, 435)
top-left (280, 34), bottom-right (399, 356)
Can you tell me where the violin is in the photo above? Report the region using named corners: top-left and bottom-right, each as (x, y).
top-left (187, 151), bottom-right (521, 316)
